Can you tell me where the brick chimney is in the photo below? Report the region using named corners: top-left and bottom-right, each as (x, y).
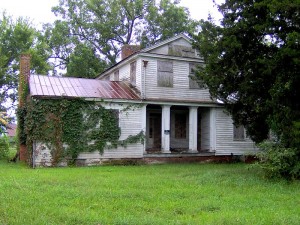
top-left (18, 54), bottom-right (31, 162)
top-left (121, 45), bottom-right (140, 60)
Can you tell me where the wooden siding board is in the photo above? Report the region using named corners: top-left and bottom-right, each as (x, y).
top-left (145, 59), bottom-right (211, 102)
top-left (214, 108), bottom-right (257, 155)
top-left (33, 102), bottom-right (144, 165)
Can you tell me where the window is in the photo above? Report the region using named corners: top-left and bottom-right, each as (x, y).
top-left (114, 70), bottom-right (119, 81)
top-left (130, 61), bottom-right (136, 86)
top-left (175, 114), bottom-right (186, 139)
top-left (157, 60), bottom-right (173, 87)
top-left (189, 63), bottom-right (205, 89)
top-left (233, 124), bottom-right (245, 140)
top-left (168, 45), bottom-right (195, 57)
top-left (110, 109), bottom-right (119, 126)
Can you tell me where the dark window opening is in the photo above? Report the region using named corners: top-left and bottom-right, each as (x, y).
top-left (233, 124), bottom-right (245, 140)
top-left (175, 114), bottom-right (186, 139)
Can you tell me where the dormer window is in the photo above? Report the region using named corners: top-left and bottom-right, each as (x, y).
top-left (130, 61), bottom-right (136, 86)
top-left (157, 60), bottom-right (173, 87)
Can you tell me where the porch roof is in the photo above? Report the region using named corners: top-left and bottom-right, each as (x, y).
top-left (29, 75), bottom-right (140, 100)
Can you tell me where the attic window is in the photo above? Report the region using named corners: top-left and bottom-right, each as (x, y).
top-left (157, 60), bottom-right (173, 87)
top-left (233, 124), bottom-right (245, 141)
top-left (130, 61), bottom-right (136, 86)
top-left (114, 70), bottom-right (119, 81)
top-left (168, 45), bottom-right (195, 57)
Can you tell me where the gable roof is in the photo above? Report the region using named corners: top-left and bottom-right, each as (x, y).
top-left (140, 33), bottom-right (192, 53)
top-left (97, 33), bottom-right (196, 79)
top-left (29, 75), bottom-right (140, 100)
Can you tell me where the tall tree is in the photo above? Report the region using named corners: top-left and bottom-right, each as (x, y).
top-left (193, 0), bottom-right (299, 147)
top-left (50, 0), bottom-right (198, 75)
top-left (0, 13), bottom-right (51, 112)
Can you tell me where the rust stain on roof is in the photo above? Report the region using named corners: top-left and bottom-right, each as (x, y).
top-left (30, 75), bottom-right (140, 100)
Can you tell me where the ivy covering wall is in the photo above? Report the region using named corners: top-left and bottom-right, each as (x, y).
top-left (18, 98), bottom-right (144, 166)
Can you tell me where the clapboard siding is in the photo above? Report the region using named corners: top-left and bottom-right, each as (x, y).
top-left (214, 108), bottom-right (257, 155)
top-left (144, 59), bottom-right (211, 101)
top-left (102, 59), bottom-right (142, 91)
top-left (149, 38), bottom-right (193, 55)
top-left (33, 102), bottom-right (144, 166)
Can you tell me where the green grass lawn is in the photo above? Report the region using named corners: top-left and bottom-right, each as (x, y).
top-left (0, 161), bottom-right (299, 225)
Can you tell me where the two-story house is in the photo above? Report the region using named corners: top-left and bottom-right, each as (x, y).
top-left (28, 34), bottom-right (257, 166)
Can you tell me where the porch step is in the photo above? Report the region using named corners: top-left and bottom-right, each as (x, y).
top-left (142, 152), bottom-right (237, 164)
top-left (144, 152), bottom-right (215, 158)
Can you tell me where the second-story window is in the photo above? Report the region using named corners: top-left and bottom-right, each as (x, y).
top-left (189, 63), bottom-right (205, 89)
top-left (114, 70), bottom-right (119, 81)
top-left (157, 60), bottom-right (173, 87)
top-left (130, 61), bottom-right (136, 86)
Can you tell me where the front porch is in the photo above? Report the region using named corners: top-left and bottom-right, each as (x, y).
top-left (144, 104), bottom-right (216, 154)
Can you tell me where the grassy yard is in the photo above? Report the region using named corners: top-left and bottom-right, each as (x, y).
top-left (0, 161), bottom-right (299, 225)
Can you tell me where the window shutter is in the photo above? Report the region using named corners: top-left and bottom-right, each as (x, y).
top-left (233, 125), bottom-right (245, 140)
top-left (157, 60), bottom-right (173, 87)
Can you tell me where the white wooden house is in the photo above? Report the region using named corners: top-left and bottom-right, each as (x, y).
top-left (28, 34), bottom-right (257, 166)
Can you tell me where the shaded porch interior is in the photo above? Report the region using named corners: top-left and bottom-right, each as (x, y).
top-left (145, 104), bottom-right (211, 154)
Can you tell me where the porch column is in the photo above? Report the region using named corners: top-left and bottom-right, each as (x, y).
top-left (188, 106), bottom-right (198, 153)
top-left (161, 105), bottom-right (171, 153)
top-left (141, 104), bottom-right (147, 154)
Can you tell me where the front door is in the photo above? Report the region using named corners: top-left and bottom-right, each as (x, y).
top-left (147, 113), bottom-right (161, 151)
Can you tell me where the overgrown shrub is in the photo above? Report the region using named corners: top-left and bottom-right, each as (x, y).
top-left (257, 142), bottom-right (300, 180)
top-left (0, 136), bottom-right (10, 160)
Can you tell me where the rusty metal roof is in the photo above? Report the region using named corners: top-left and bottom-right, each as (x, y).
top-left (29, 75), bottom-right (140, 100)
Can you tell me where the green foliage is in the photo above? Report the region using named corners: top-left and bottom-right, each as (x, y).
top-left (0, 13), bottom-right (51, 110)
top-left (0, 136), bottom-right (10, 160)
top-left (20, 98), bottom-right (144, 165)
top-left (66, 43), bottom-right (107, 78)
top-left (193, 0), bottom-right (300, 146)
top-left (193, 0), bottom-right (300, 179)
top-left (257, 142), bottom-right (300, 180)
top-left (50, 0), bottom-right (198, 71)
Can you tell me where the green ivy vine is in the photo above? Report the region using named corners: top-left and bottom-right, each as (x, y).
top-left (19, 98), bottom-right (144, 166)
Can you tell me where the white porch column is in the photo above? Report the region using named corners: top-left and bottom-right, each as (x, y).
top-left (141, 104), bottom-right (147, 154)
top-left (161, 105), bottom-right (171, 153)
top-left (188, 106), bottom-right (198, 153)
top-left (209, 108), bottom-right (217, 152)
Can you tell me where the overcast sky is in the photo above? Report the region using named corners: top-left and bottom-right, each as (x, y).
top-left (0, 0), bottom-right (224, 26)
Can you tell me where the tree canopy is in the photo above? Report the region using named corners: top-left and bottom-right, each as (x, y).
top-left (0, 0), bottom-right (198, 114)
top-left (193, 0), bottom-right (300, 148)
top-left (0, 13), bottom-right (51, 114)
top-left (49, 0), bottom-right (198, 76)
